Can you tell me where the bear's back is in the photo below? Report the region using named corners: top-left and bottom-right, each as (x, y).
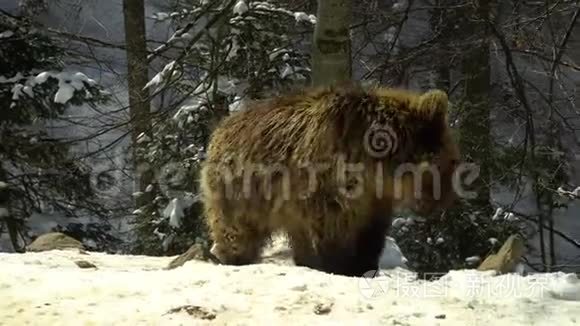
top-left (205, 89), bottom-right (347, 165)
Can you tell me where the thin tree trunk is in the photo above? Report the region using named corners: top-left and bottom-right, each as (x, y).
top-left (459, 0), bottom-right (493, 213)
top-left (543, 5), bottom-right (580, 271)
top-left (548, 203), bottom-right (556, 270)
top-left (0, 165), bottom-right (24, 252)
top-left (122, 0), bottom-right (154, 208)
top-left (430, 0), bottom-right (450, 92)
top-left (311, 0), bottom-right (352, 86)
top-left (536, 194), bottom-right (548, 270)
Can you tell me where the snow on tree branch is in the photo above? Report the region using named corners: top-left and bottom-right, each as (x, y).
top-left (557, 186), bottom-right (580, 200)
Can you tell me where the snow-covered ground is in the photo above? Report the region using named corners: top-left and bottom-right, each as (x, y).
top-left (1, 240), bottom-right (580, 325)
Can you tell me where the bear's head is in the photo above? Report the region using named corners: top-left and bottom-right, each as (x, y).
top-left (386, 89), bottom-right (461, 217)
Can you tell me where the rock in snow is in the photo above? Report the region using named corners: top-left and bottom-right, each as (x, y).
top-left (477, 234), bottom-right (525, 274)
top-left (25, 232), bottom-right (85, 252)
top-left (1, 238), bottom-right (580, 325)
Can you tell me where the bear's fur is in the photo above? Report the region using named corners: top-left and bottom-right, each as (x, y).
top-left (199, 83), bottom-right (460, 277)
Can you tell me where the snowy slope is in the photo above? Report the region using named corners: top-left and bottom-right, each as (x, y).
top-left (1, 241), bottom-right (580, 325)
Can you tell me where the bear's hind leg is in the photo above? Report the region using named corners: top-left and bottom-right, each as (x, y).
top-left (353, 212), bottom-right (390, 275)
top-left (315, 213), bottom-right (390, 277)
top-left (316, 241), bottom-right (359, 276)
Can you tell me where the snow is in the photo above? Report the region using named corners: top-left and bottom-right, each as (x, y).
top-left (491, 207), bottom-right (519, 222)
top-left (136, 132), bottom-right (151, 144)
top-left (293, 12), bottom-right (316, 24)
top-left (514, 263), bottom-right (526, 275)
top-left (392, 217), bottom-right (407, 228)
top-left (33, 72), bottom-right (49, 84)
top-left (162, 192), bottom-right (199, 228)
top-left (52, 72), bottom-right (97, 104)
top-left (84, 239), bottom-right (97, 249)
top-left (465, 256), bottom-right (481, 265)
top-left (152, 12), bottom-right (170, 21)
top-left (22, 85), bottom-right (33, 97)
top-left (3, 71), bottom-right (96, 104)
top-left (392, 0), bottom-right (408, 12)
top-left (492, 207), bottom-right (504, 220)
top-left (53, 82), bottom-right (75, 104)
top-left (1, 239), bottom-right (580, 325)
top-left (384, 26), bottom-right (397, 43)
top-left (0, 73), bottom-right (23, 84)
top-left (269, 48), bottom-right (288, 61)
top-left (233, 0), bottom-right (248, 16)
top-left (506, 212), bottom-right (518, 222)
top-left (557, 186), bottom-right (580, 199)
top-left (163, 198), bottom-right (184, 228)
top-left (281, 64), bottom-right (294, 79)
top-left (10, 83), bottom-right (25, 100)
top-left (0, 30), bottom-right (14, 38)
top-left (378, 236), bottom-right (408, 269)
top-left (144, 61), bottom-right (177, 93)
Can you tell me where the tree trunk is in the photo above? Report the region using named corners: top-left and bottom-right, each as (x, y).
top-left (122, 0), bottom-right (154, 208)
top-left (430, 0), bottom-right (451, 92)
top-left (459, 0), bottom-right (493, 213)
top-left (0, 165), bottom-right (25, 253)
top-left (311, 0), bottom-right (352, 86)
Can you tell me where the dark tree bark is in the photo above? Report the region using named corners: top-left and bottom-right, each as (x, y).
top-left (0, 165), bottom-right (24, 252)
top-left (459, 0), bottom-right (493, 213)
top-left (311, 0), bottom-right (353, 86)
top-left (122, 0), bottom-right (154, 208)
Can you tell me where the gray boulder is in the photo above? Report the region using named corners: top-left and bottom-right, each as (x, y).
top-left (26, 232), bottom-right (85, 252)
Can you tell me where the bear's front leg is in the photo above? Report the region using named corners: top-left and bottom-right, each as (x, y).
top-left (287, 225), bottom-right (321, 269)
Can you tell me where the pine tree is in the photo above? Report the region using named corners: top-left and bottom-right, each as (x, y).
top-left (0, 13), bottom-right (110, 251)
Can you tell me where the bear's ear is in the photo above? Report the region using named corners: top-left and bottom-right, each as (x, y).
top-left (417, 89), bottom-right (449, 123)
top-left (414, 90), bottom-right (449, 153)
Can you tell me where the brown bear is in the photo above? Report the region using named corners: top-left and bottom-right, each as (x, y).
top-left (199, 83), bottom-right (460, 277)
